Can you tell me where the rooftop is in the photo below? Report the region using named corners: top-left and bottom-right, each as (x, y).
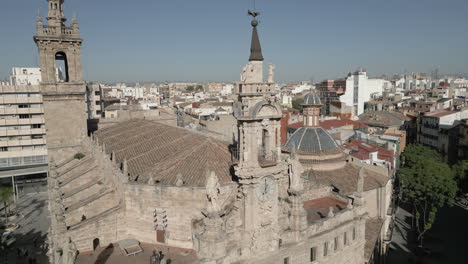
top-left (303, 196), bottom-right (347, 222)
top-left (94, 119), bottom-right (233, 186)
top-left (358, 111), bottom-right (409, 127)
top-left (307, 163), bottom-right (389, 195)
top-left (424, 109), bottom-right (457, 118)
top-left (344, 139), bottom-right (395, 164)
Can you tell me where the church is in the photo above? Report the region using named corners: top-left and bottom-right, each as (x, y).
top-left (36, 1), bottom-right (393, 263)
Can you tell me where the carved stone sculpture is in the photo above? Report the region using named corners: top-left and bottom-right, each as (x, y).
top-left (205, 171), bottom-right (220, 213)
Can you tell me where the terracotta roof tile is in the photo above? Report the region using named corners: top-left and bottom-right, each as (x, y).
top-left (308, 163), bottom-right (389, 195)
top-left (94, 119), bottom-right (233, 186)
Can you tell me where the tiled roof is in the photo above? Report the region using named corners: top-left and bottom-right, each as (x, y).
top-left (303, 196), bottom-right (347, 222)
top-left (424, 109), bottom-right (457, 118)
top-left (94, 119), bottom-right (233, 186)
top-left (365, 218), bottom-right (385, 260)
top-left (287, 121), bottom-right (303, 129)
top-left (308, 163), bottom-right (389, 195)
top-left (321, 119), bottom-right (367, 130)
top-left (358, 111), bottom-right (409, 127)
top-left (344, 139), bottom-right (394, 164)
top-left (284, 127), bottom-right (340, 154)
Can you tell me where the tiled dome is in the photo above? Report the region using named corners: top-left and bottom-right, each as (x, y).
top-left (303, 93), bottom-right (322, 105)
top-left (284, 127), bottom-right (340, 154)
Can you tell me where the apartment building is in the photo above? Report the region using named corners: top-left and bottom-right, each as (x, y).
top-left (418, 109), bottom-right (468, 162)
top-left (340, 70), bottom-right (391, 116)
top-left (86, 83), bottom-right (103, 119)
top-left (317, 79), bottom-right (346, 115)
top-left (9, 67), bottom-right (42, 86)
top-left (0, 84), bottom-right (48, 199)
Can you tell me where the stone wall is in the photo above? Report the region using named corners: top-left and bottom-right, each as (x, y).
top-left (122, 182), bottom-right (237, 249)
top-left (250, 214), bottom-right (366, 264)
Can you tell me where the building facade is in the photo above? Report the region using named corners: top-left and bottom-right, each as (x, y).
top-left (0, 84), bottom-right (48, 199)
top-left (340, 70), bottom-right (390, 117)
top-left (36, 2), bottom-right (392, 264)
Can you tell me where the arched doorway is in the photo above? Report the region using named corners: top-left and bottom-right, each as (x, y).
top-left (93, 238), bottom-right (100, 251)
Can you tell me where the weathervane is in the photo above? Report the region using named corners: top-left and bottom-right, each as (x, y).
top-left (248, 9), bottom-right (260, 19)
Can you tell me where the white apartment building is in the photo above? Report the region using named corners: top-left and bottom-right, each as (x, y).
top-left (291, 83), bottom-right (313, 95)
top-left (0, 84), bottom-right (48, 199)
top-left (10, 67), bottom-right (42, 86)
top-left (86, 83), bottom-right (103, 119)
top-left (340, 70), bottom-right (390, 116)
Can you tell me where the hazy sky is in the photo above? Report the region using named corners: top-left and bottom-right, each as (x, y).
top-left (1, 0), bottom-right (467, 83)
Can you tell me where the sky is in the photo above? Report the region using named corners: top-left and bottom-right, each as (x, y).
top-left (0, 0), bottom-right (467, 83)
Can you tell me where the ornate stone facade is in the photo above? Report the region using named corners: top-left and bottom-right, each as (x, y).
top-left (37, 2), bottom-right (390, 264)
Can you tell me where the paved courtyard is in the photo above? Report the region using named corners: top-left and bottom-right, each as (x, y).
top-left (76, 243), bottom-right (197, 264)
top-left (1, 192), bottom-right (50, 264)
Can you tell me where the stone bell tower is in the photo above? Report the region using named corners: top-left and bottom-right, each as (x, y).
top-left (34, 0), bottom-right (87, 163)
top-left (234, 11), bottom-right (287, 257)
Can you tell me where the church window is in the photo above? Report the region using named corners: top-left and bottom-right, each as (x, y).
top-left (344, 232), bottom-right (348, 246)
top-left (283, 257), bottom-right (289, 264)
top-left (323, 242), bottom-right (328, 256)
top-left (310, 247), bottom-right (317, 261)
top-left (353, 227), bottom-right (356, 240)
top-left (334, 237), bottom-right (338, 251)
top-left (55, 52), bottom-right (69, 82)
top-left (54, 3), bottom-right (58, 10)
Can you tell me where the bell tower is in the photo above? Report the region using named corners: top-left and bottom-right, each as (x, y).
top-left (34, 0), bottom-right (87, 163)
top-left (234, 10), bottom-right (287, 257)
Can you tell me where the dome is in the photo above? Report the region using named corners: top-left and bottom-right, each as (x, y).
top-left (284, 127), bottom-right (340, 154)
top-left (303, 93), bottom-right (322, 105)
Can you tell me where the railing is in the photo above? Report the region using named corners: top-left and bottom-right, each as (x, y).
top-left (0, 155), bottom-right (48, 169)
top-left (229, 146), bottom-right (277, 167)
top-left (41, 26), bottom-right (76, 36)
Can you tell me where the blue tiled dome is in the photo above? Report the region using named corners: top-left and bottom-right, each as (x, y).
top-left (303, 93), bottom-right (322, 105)
top-left (284, 127), bottom-right (340, 153)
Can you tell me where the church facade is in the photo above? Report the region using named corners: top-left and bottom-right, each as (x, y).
top-left (37, 1), bottom-right (391, 264)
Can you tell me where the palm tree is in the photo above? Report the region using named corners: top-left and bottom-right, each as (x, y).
top-left (0, 187), bottom-right (13, 226)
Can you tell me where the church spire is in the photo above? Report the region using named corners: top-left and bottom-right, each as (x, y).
top-left (248, 11), bottom-right (264, 61)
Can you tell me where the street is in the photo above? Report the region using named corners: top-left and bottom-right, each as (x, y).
top-left (1, 193), bottom-right (50, 264)
top-left (387, 203), bottom-right (468, 263)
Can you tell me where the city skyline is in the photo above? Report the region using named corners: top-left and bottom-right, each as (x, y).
top-left (1, 0), bottom-right (467, 83)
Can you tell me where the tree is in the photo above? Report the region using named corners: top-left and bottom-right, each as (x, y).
top-left (292, 97), bottom-right (303, 111)
top-left (397, 144), bottom-right (458, 247)
top-left (0, 187), bottom-right (13, 225)
top-left (452, 160), bottom-right (468, 193)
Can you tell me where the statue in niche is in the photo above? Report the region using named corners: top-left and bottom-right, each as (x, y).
top-left (288, 144), bottom-right (304, 194)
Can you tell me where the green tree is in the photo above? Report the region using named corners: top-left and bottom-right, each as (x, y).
top-left (292, 97), bottom-right (303, 111)
top-left (397, 144), bottom-right (458, 246)
top-left (0, 187), bottom-right (13, 225)
top-left (452, 160), bottom-right (468, 193)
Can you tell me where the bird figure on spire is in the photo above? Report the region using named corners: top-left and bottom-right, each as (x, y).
top-left (248, 10), bottom-right (260, 18)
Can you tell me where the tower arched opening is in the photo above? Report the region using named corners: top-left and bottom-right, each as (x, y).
top-left (55, 52), bottom-right (69, 82)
